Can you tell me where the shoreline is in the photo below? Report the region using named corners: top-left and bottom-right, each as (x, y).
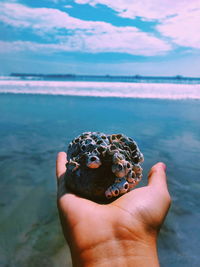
top-left (1, 80), bottom-right (200, 100)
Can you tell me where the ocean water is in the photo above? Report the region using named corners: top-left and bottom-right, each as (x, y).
top-left (0, 78), bottom-right (200, 266)
top-left (1, 79), bottom-right (200, 99)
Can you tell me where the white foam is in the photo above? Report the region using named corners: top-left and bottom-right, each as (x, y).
top-left (0, 80), bottom-right (200, 99)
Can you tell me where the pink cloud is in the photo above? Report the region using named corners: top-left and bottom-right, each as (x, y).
top-left (75, 0), bottom-right (200, 50)
top-left (0, 2), bottom-right (171, 56)
top-left (157, 8), bottom-right (200, 49)
top-left (75, 0), bottom-right (200, 20)
top-left (0, 2), bottom-right (104, 30)
top-left (0, 29), bottom-right (171, 56)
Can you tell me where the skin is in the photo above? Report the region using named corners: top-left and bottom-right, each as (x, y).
top-left (56, 152), bottom-right (171, 267)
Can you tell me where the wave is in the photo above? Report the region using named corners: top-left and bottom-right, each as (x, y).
top-left (0, 80), bottom-right (200, 99)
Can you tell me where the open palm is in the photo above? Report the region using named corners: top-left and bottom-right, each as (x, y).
top-left (56, 152), bottom-right (171, 266)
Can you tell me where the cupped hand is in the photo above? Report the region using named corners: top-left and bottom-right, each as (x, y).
top-left (56, 152), bottom-right (171, 267)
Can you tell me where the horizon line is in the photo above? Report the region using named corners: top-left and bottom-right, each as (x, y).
top-left (9, 73), bottom-right (200, 79)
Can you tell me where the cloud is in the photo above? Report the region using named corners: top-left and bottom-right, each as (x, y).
top-left (0, 2), bottom-right (99, 30)
top-left (157, 8), bottom-right (200, 49)
top-left (0, 2), bottom-right (171, 56)
top-left (74, 0), bottom-right (200, 50)
top-left (74, 0), bottom-right (200, 20)
top-left (63, 5), bottom-right (73, 8)
top-left (79, 29), bottom-right (171, 55)
top-left (0, 30), bottom-right (170, 56)
top-left (0, 41), bottom-right (62, 53)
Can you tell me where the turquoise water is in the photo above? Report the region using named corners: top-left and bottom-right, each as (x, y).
top-left (0, 93), bottom-right (200, 266)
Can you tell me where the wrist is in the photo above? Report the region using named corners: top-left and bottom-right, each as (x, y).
top-left (70, 235), bottom-right (159, 267)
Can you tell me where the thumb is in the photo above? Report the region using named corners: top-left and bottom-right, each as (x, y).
top-left (56, 152), bottom-right (67, 180)
top-left (148, 162), bottom-right (168, 193)
top-left (147, 162), bottom-right (171, 226)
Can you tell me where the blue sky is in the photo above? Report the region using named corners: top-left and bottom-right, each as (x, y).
top-left (0, 0), bottom-right (200, 76)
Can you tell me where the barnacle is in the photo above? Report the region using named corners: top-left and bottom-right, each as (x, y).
top-left (65, 132), bottom-right (144, 202)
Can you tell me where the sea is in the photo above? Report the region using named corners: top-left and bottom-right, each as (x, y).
top-left (0, 75), bottom-right (200, 266)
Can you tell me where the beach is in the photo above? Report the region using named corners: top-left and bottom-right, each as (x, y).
top-left (1, 0), bottom-right (200, 264)
top-left (0, 88), bottom-right (200, 266)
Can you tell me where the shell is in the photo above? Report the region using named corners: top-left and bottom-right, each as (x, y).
top-left (65, 132), bottom-right (144, 202)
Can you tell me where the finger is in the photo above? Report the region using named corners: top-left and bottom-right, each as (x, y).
top-left (147, 162), bottom-right (168, 190)
top-left (56, 152), bottom-right (67, 180)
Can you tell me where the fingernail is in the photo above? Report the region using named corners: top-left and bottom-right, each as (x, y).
top-left (160, 162), bottom-right (166, 171)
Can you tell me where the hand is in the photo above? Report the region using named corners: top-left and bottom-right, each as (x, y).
top-left (56, 152), bottom-right (171, 267)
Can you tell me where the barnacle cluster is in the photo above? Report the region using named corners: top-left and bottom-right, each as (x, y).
top-left (65, 132), bottom-right (144, 202)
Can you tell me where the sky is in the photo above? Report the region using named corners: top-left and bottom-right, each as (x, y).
top-left (0, 0), bottom-right (200, 76)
